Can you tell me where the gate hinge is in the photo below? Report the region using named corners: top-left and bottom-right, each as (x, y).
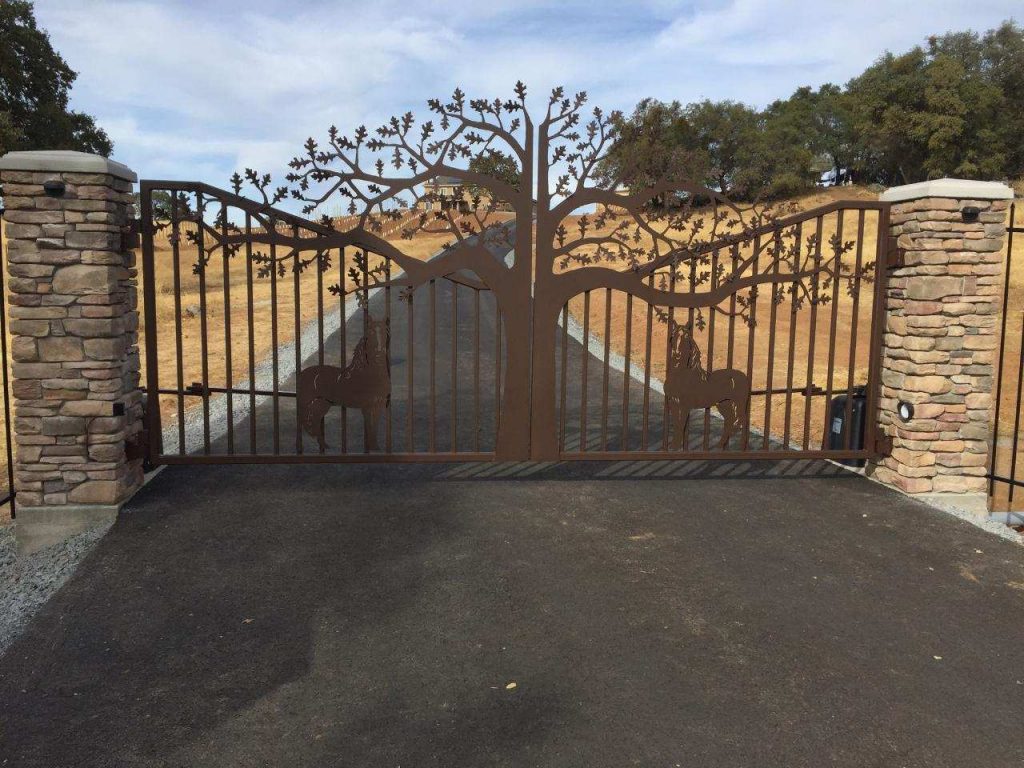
top-left (121, 219), bottom-right (141, 251)
top-left (125, 429), bottom-right (149, 462)
top-left (873, 433), bottom-right (893, 457)
top-left (885, 236), bottom-right (905, 269)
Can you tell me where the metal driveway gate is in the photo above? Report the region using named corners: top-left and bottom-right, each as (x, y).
top-left (140, 85), bottom-right (890, 465)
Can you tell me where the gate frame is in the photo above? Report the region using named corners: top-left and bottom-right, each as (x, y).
top-left (139, 179), bottom-right (892, 467)
top-left (543, 198), bottom-right (893, 463)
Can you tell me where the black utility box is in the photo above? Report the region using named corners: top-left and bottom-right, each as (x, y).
top-left (826, 386), bottom-right (867, 467)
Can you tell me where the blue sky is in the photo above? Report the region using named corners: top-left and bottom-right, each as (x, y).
top-left (36, 0), bottom-right (1021, 194)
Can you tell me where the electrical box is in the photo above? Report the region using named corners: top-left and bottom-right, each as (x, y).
top-left (826, 386), bottom-right (867, 467)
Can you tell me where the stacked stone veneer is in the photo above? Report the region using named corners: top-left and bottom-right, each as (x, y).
top-left (0, 151), bottom-right (143, 510)
top-left (873, 179), bottom-right (1013, 497)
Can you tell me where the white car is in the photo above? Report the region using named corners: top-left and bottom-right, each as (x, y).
top-left (818, 167), bottom-right (851, 187)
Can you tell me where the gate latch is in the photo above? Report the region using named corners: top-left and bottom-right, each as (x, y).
top-left (121, 219), bottom-right (141, 251)
top-left (185, 382), bottom-right (210, 397)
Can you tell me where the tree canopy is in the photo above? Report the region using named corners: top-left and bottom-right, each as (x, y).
top-left (598, 98), bottom-right (706, 193)
top-left (0, 0), bottom-right (111, 157)
top-left (467, 149), bottom-right (521, 195)
top-left (602, 19), bottom-right (1023, 200)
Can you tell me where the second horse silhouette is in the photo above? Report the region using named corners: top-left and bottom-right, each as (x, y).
top-left (664, 320), bottom-right (750, 450)
top-left (297, 316), bottom-right (391, 452)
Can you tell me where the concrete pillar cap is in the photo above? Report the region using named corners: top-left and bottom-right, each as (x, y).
top-left (0, 150), bottom-right (136, 183)
top-left (880, 177), bottom-right (1014, 203)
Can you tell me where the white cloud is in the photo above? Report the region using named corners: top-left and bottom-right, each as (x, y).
top-left (32, 0), bottom-right (1023, 200)
top-left (652, 0), bottom-right (1017, 83)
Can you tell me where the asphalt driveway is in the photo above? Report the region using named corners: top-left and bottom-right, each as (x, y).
top-left (1, 459), bottom-right (1024, 766)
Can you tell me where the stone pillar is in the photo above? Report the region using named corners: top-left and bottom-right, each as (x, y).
top-left (872, 178), bottom-right (1014, 513)
top-left (0, 150), bottom-right (144, 551)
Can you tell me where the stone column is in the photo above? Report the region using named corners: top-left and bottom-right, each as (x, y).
top-left (872, 178), bottom-right (1014, 514)
top-left (0, 150), bottom-right (144, 551)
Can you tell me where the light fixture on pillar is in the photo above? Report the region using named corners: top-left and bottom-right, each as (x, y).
top-left (897, 401), bottom-right (915, 422)
top-left (42, 180), bottom-right (66, 197)
top-left (961, 205), bottom-right (981, 223)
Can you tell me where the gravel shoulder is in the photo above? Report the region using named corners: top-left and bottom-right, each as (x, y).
top-left (0, 520), bottom-right (112, 656)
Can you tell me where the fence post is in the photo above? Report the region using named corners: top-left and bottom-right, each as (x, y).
top-left (0, 150), bottom-right (144, 552)
top-left (872, 178), bottom-right (1014, 516)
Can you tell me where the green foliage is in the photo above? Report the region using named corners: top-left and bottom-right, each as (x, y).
top-left (607, 19), bottom-right (1023, 199)
top-left (128, 189), bottom-right (174, 219)
top-left (0, 110), bottom-right (18, 154)
top-left (982, 22), bottom-right (1024, 179)
top-left (602, 96), bottom-right (817, 202)
top-left (0, 0), bottom-right (111, 156)
top-left (467, 149), bottom-right (521, 194)
top-left (683, 100), bottom-right (758, 195)
top-left (598, 98), bottom-right (707, 196)
top-left (846, 28), bottom-right (1011, 184)
top-left (740, 93), bottom-right (819, 199)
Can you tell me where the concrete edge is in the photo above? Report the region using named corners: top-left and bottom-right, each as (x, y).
top-left (0, 150), bottom-right (137, 183)
top-left (15, 503), bottom-right (121, 556)
top-left (880, 177), bottom-right (1014, 203)
top-left (915, 492), bottom-right (990, 519)
top-left (861, 470), bottom-right (1023, 544)
top-left (989, 511), bottom-right (1024, 526)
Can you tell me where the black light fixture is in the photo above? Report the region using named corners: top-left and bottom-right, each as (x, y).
top-left (42, 179), bottom-right (66, 197)
top-left (897, 400), bottom-right (915, 422)
top-left (961, 205), bottom-right (981, 223)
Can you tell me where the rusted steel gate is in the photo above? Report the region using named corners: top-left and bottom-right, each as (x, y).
top-left (140, 85), bottom-right (890, 465)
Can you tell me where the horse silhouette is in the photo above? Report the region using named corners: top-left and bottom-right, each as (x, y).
top-left (664, 320), bottom-right (750, 450)
top-left (297, 316), bottom-right (391, 452)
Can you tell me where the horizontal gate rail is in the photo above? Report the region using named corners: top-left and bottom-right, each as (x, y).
top-left (154, 453), bottom-right (495, 465)
top-left (636, 198), bottom-right (891, 278)
top-left (559, 449), bottom-right (876, 462)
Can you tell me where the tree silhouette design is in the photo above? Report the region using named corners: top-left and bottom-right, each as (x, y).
top-left (181, 83), bottom-right (873, 460)
top-left (203, 83), bottom-right (536, 456)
